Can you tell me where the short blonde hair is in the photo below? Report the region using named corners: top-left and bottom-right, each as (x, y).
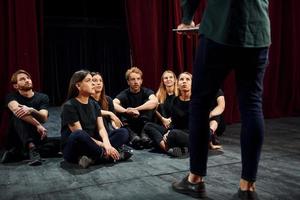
top-left (125, 67), bottom-right (143, 80)
top-left (11, 69), bottom-right (31, 84)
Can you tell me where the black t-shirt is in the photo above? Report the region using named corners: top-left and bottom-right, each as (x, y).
top-left (5, 91), bottom-right (49, 118)
top-left (90, 95), bottom-right (115, 133)
top-left (61, 98), bottom-right (101, 141)
top-left (157, 94), bottom-right (176, 118)
top-left (210, 89), bottom-right (224, 111)
top-left (115, 87), bottom-right (154, 108)
top-left (165, 97), bottom-right (190, 130)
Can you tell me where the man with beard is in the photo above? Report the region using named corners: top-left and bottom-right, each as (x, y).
top-left (1, 69), bottom-right (55, 166)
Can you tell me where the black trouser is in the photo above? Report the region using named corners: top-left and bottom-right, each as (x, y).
top-left (143, 122), bottom-right (189, 148)
top-left (7, 117), bottom-right (60, 158)
top-left (189, 36), bottom-right (268, 181)
top-left (62, 128), bottom-right (129, 164)
top-left (120, 110), bottom-right (154, 140)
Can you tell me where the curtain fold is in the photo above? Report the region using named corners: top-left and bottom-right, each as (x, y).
top-left (125, 0), bottom-right (300, 123)
top-left (0, 0), bottom-right (43, 146)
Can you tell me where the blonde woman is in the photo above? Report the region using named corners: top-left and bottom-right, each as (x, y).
top-left (155, 70), bottom-right (178, 128)
top-left (144, 72), bottom-right (192, 157)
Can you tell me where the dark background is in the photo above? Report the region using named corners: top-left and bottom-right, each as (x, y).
top-left (1, 0), bottom-right (300, 146)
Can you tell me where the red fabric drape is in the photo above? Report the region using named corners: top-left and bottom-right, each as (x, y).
top-left (0, 0), bottom-right (43, 146)
top-left (125, 0), bottom-right (300, 123)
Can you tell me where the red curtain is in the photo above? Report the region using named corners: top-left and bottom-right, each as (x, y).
top-left (125, 0), bottom-right (300, 123)
top-left (0, 0), bottom-right (43, 146)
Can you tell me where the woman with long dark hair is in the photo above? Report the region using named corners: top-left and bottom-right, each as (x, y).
top-left (61, 70), bottom-right (131, 168)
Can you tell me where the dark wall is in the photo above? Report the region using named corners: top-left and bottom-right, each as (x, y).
top-left (43, 0), bottom-right (131, 105)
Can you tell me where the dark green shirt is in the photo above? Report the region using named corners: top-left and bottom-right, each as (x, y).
top-left (181, 0), bottom-right (271, 47)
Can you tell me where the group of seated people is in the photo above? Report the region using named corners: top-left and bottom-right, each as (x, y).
top-left (1, 67), bottom-right (226, 168)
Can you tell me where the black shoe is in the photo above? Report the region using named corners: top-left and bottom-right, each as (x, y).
top-left (118, 145), bottom-right (133, 161)
top-left (140, 135), bottom-right (153, 149)
top-left (172, 175), bottom-right (207, 198)
top-left (1, 151), bottom-right (13, 163)
top-left (238, 188), bottom-right (259, 200)
top-left (1, 148), bottom-right (24, 163)
top-left (167, 147), bottom-right (189, 158)
top-left (28, 147), bottom-right (42, 166)
top-left (130, 135), bottom-right (143, 150)
top-left (78, 155), bottom-right (94, 168)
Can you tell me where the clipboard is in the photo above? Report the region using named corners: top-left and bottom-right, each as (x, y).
top-left (172, 27), bottom-right (199, 32)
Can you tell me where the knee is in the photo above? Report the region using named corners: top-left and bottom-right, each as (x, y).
top-left (68, 130), bottom-right (89, 141)
top-left (115, 128), bottom-right (130, 142)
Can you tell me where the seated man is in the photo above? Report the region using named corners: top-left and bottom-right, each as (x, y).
top-left (113, 67), bottom-right (158, 149)
top-left (1, 69), bottom-right (59, 166)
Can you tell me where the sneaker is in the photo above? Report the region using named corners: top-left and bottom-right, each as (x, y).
top-left (28, 147), bottom-right (42, 166)
top-left (118, 145), bottom-right (133, 161)
top-left (172, 175), bottom-right (207, 198)
top-left (238, 188), bottom-right (259, 200)
top-left (78, 155), bottom-right (93, 168)
top-left (167, 147), bottom-right (189, 158)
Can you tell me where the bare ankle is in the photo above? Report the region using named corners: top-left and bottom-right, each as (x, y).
top-left (239, 179), bottom-right (256, 191)
top-left (188, 172), bottom-right (204, 183)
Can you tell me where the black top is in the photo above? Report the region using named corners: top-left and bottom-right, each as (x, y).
top-left (210, 89), bottom-right (224, 111)
top-left (181, 0), bottom-right (271, 47)
top-left (115, 87), bottom-right (154, 108)
top-left (90, 95), bottom-right (115, 133)
top-left (61, 98), bottom-right (101, 143)
top-left (165, 97), bottom-right (190, 130)
top-left (157, 94), bottom-right (176, 118)
top-left (5, 91), bottom-right (49, 120)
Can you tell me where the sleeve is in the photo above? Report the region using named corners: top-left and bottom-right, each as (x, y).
top-left (144, 88), bottom-right (154, 98)
top-left (92, 100), bottom-right (102, 117)
top-left (39, 94), bottom-right (50, 110)
top-left (5, 93), bottom-right (16, 107)
top-left (216, 89), bottom-right (224, 98)
top-left (61, 102), bottom-right (79, 126)
top-left (181, 0), bottom-right (201, 24)
top-left (115, 90), bottom-right (127, 106)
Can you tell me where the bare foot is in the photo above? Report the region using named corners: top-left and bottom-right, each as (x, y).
top-left (209, 142), bottom-right (222, 150)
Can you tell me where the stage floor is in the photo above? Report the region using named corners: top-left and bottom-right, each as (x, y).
top-left (1, 107), bottom-right (300, 200)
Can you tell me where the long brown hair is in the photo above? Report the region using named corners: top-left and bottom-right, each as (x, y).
top-left (91, 72), bottom-right (109, 110)
top-left (156, 70), bottom-right (178, 104)
top-left (67, 70), bottom-right (91, 100)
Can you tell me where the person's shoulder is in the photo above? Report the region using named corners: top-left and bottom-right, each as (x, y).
top-left (34, 92), bottom-right (49, 99)
top-left (116, 88), bottom-right (130, 99)
top-left (105, 95), bottom-right (113, 101)
top-left (88, 98), bottom-right (101, 109)
top-left (141, 87), bottom-right (154, 94)
top-left (216, 89), bottom-right (224, 97)
top-left (6, 91), bottom-right (19, 98)
top-left (63, 99), bottom-right (75, 107)
top-left (89, 96), bottom-right (98, 103)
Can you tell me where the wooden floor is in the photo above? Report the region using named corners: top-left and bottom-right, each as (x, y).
top-left (1, 107), bottom-right (300, 200)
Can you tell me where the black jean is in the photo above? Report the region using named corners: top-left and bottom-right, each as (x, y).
top-left (189, 35), bottom-right (269, 182)
top-left (62, 128), bottom-right (129, 163)
top-left (7, 117), bottom-right (60, 157)
top-left (144, 122), bottom-right (189, 148)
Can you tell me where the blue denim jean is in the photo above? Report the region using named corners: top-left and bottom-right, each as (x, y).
top-left (189, 36), bottom-right (269, 182)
